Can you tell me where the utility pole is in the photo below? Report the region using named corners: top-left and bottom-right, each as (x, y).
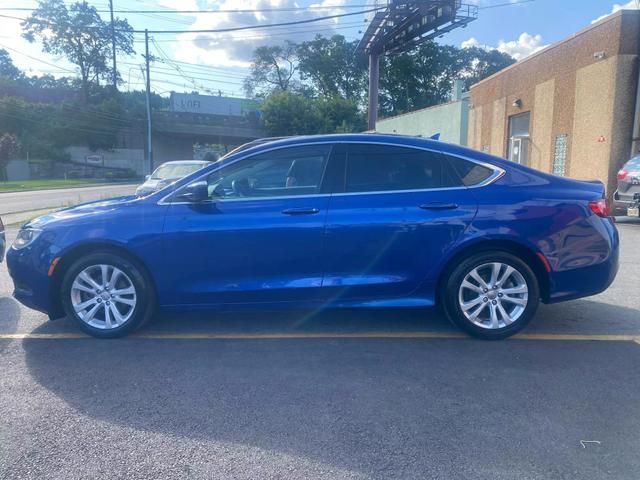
top-left (367, 53), bottom-right (379, 131)
top-left (144, 29), bottom-right (153, 175)
top-left (109, 0), bottom-right (117, 91)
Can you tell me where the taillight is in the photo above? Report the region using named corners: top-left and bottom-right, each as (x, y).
top-left (588, 199), bottom-right (611, 217)
top-left (617, 169), bottom-right (628, 180)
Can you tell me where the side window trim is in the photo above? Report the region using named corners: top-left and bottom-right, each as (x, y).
top-left (159, 141), bottom-right (504, 204)
top-left (166, 144), bottom-right (335, 204)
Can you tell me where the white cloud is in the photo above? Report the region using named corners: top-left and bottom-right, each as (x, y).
top-left (165, 0), bottom-right (350, 68)
top-left (460, 37), bottom-right (480, 49)
top-left (593, 1), bottom-right (639, 23)
top-left (462, 32), bottom-right (547, 61)
top-left (496, 32), bottom-right (546, 60)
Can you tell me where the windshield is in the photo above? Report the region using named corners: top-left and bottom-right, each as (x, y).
top-left (151, 163), bottom-right (205, 180)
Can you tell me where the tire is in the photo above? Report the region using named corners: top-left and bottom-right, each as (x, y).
top-left (441, 251), bottom-right (540, 340)
top-left (60, 252), bottom-right (155, 338)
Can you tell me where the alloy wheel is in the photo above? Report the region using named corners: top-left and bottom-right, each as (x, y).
top-left (70, 264), bottom-right (137, 330)
top-left (458, 262), bottom-right (529, 329)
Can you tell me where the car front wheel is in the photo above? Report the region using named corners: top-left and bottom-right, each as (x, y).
top-left (61, 252), bottom-right (155, 338)
top-left (442, 251), bottom-right (540, 340)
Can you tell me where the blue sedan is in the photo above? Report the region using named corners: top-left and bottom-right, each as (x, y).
top-left (7, 134), bottom-right (619, 339)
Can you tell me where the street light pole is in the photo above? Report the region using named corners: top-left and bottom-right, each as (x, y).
top-left (144, 29), bottom-right (153, 175)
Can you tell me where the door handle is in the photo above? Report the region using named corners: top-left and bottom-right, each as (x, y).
top-left (281, 207), bottom-right (320, 215)
top-left (418, 202), bottom-right (459, 210)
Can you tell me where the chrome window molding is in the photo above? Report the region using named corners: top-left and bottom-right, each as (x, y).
top-left (159, 140), bottom-right (506, 205)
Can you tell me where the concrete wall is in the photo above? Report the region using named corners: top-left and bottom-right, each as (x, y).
top-left (468, 10), bottom-right (640, 194)
top-left (376, 97), bottom-right (469, 145)
top-left (65, 146), bottom-right (146, 175)
top-left (5, 160), bottom-right (30, 181)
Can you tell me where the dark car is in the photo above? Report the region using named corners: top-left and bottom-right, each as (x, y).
top-left (614, 155), bottom-right (640, 216)
top-left (7, 134), bottom-right (619, 339)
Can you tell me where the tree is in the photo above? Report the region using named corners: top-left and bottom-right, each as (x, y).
top-left (261, 90), bottom-right (365, 136)
top-left (22, 0), bottom-right (135, 102)
top-left (0, 133), bottom-right (20, 181)
top-left (297, 35), bottom-right (367, 101)
top-left (0, 49), bottom-right (23, 82)
top-left (457, 46), bottom-right (515, 90)
top-left (243, 41), bottom-right (299, 97)
top-left (378, 41), bottom-right (515, 116)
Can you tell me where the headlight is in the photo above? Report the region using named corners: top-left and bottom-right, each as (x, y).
top-left (12, 228), bottom-right (43, 250)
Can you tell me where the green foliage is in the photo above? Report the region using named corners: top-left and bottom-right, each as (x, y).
top-left (261, 90), bottom-right (364, 136)
top-left (379, 41), bottom-right (515, 116)
top-left (297, 35), bottom-right (367, 101)
top-left (22, 0), bottom-right (135, 100)
top-left (0, 49), bottom-right (23, 82)
top-left (245, 36), bottom-right (515, 118)
top-left (243, 42), bottom-right (299, 98)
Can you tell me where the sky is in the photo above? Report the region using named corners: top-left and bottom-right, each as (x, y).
top-left (0, 0), bottom-right (636, 98)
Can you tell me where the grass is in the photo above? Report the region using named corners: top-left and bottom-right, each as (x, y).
top-left (0, 179), bottom-right (119, 192)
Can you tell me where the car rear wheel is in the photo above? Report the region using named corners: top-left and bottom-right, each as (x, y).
top-left (442, 251), bottom-right (540, 339)
top-left (61, 252), bottom-right (155, 338)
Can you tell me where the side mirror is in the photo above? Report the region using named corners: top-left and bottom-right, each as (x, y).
top-left (177, 181), bottom-right (209, 203)
top-left (145, 175), bottom-right (151, 181)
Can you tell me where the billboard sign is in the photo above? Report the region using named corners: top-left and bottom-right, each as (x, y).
top-left (170, 93), bottom-right (260, 117)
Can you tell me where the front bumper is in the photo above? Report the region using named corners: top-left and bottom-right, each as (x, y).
top-left (6, 244), bottom-right (56, 316)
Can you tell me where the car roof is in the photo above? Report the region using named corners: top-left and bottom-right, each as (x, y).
top-left (158, 160), bottom-right (210, 165)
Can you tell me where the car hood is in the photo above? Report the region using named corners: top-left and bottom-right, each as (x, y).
top-left (25, 195), bottom-right (141, 229)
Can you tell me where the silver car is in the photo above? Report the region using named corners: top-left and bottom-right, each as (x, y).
top-left (614, 156), bottom-right (640, 216)
top-left (0, 216), bottom-right (5, 263)
top-left (136, 160), bottom-right (212, 197)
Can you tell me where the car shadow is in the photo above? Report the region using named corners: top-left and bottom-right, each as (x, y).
top-left (0, 296), bottom-right (20, 352)
top-left (20, 300), bottom-right (640, 477)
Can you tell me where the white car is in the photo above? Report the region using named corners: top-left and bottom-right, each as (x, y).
top-left (136, 160), bottom-right (212, 197)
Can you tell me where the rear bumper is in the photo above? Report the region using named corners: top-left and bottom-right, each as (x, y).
top-left (613, 190), bottom-right (639, 210)
top-left (546, 219), bottom-right (619, 303)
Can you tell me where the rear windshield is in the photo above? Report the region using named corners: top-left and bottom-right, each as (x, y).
top-left (625, 156), bottom-right (640, 171)
top-left (152, 163), bottom-right (205, 180)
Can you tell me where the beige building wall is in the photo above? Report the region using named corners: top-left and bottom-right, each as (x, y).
top-left (490, 98), bottom-right (506, 156)
top-left (570, 58), bottom-right (616, 184)
top-left (530, 79), bottom-right (555, 172)
top-left (467, 10), bottom-right (640, 194)
top-left (468, 105), bottom-right (482, 150)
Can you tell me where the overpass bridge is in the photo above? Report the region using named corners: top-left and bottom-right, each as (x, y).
top-left (151, 111), bottom-right (264, 166)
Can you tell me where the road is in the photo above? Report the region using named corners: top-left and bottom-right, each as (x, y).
top-left (0, 184), bottom-right (137, 216)
top-left (0, 220), bottom-right (639, 479)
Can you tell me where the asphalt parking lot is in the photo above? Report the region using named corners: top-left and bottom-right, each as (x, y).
top-left (1, 220), bottom-right (639, 479)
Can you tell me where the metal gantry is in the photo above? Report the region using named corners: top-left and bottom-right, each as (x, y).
top-left (357, 0), bottom-right (478, 129)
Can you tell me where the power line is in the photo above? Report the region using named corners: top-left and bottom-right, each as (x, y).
top-left (1, 7), bottom-right (379, 34)
top-left (478, 0), bottom-right (535, 9)
top-left (0, 4), bottom-right (373, 14)
top-left (141, 8), bottom-right (381, 34)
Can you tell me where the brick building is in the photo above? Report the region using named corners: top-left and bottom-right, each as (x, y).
top-left (467, 9), bottom-right (640, 195)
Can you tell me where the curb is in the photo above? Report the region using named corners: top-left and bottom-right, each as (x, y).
top-left (0, 182), bottom-right (138, 195)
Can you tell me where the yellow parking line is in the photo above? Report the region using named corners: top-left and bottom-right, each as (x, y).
top-left (1, 331), bottom-right (640, 342)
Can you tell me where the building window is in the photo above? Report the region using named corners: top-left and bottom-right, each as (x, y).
top-left (553, 134), bottom-right (568, 176)
top-left (507, 112), bottom-right (530, 166)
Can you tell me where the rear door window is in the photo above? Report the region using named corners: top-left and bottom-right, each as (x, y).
top-left (345, 144), bottom-right (461, 193)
